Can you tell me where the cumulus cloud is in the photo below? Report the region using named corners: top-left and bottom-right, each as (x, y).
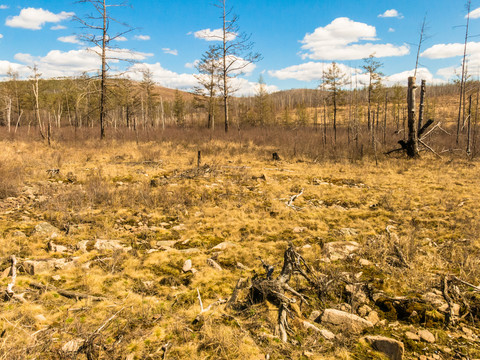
top-left (192, 28), bottom-right (236, 41)
top-left (6, 8), bottom-right (74, 30)
top-left (385, 68), bottom-right (445, 86)
top-left (114, 36), bottom-right (128, 42)
top-left (58, 35), bottom-right (82, 44)
top-left (0, 34), bottom-right (3, 39)
top-left (185, 60), bottom-right (200, 69)
top-left (0, 5), bottom-right (8, 10)
top-left (378, 9), bottom-right (403, 19)
top-left (128, 62), bottom-right (197, 89)
top-left (10, 47), bottom-right (152, 78)
top-left (300, 17), bottom-right (409, 61)
top-left (421, 41), bottom-right (480, 79)
top-left (134, 35), bottom-right (150, 41)
top-left (51, 25), bottom-right (66, 30)
top-left (467, 7), bottom-right (480, 19)
top-left (421, 42), bottom-right (480, 59)
top-left (162, 48), bottom-right (178, 56)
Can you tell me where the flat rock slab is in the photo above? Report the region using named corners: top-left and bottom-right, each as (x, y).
top-left (24, 258), bottom-right (79, 275)
top-left (321, 309), bottom-right (373, 333)
top-left (364, 335), bottom-right (404, 360)
top-left (34, 222), bottom-right (61, 238)
top-left (418, 329), bottom-right (435, 343)
top-left (78, 240), bottom-right (132, 253)
top-left (323, 241), bottom-right (359, 261)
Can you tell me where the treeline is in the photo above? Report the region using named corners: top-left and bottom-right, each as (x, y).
top-left (0, 73), bottom-right (477, 136)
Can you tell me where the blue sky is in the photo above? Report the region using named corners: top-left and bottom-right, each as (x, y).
top-left (0, 0), bottom-right (479, 94)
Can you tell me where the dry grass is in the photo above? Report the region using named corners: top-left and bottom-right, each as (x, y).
top-left (0, 133), bottom-right (479, 359)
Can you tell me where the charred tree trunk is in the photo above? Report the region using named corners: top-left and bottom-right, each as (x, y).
top-left (406, 77), bottom-right (419, 158)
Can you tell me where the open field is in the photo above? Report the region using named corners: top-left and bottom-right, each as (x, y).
top-left (1, 134), bottom-right (480, 359)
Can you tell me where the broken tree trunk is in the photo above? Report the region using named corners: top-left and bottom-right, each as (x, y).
top-left (406, 77), bottom-right (419, 158)
top-left (418, 80), bottom-right (426, 134)
top-left (250, 245), bottom-right (315, 342)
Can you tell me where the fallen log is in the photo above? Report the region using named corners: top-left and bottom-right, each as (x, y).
top-left (29, 282), bottom-right (105, 302)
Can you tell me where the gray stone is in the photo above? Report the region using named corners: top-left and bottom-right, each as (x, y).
top-left (321, 309), bottom-right (373, 333)
top-left (77, 239), bottom-right (131, 253)
top-left (323, 241), bottom-right (359, 261)
top-left (206, 258), bottom-right (222, 271)
top-left (418, 329), bottom-right (435, 343)
top-left (405, 331), bottom-right (420, 341)
top-left (24, 258), bottom-right (78, 275)
top-left (34, 222), bottom-right (61, 238)
top-left (364, 335), bottom-right (404, 360)
top-left (357, 305), bottom-right (372, 318)
top-left (366, 311), bottom-right (380, 325)
top-left (182, 259), bottom-right (192, 272)
top-left (12, 230), bottom-right (27, 238)
top-left (339, 228), bottom-right (358, 237)
top-left (211, 241), bottom-right (236, 251)
top-left (62, 339), bottom-right (84, 353)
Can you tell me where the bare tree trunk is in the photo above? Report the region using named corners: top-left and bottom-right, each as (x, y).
top-left (467, 94), bottom-right (472, 155)
top-left (407, 77), bottom-right (419, 158)
top-left (32, 69), bottom-right (45, 140)
top-left (457, 0), bottom-right (471, 144)
top-left (222, 0), bottom-right (229, 133)
top-left (99, 0), bottom-right (107, 140)
top-left (383, 93), bottom-right (388, 145)
top-left (5, 97), bottom-right (11, 133)
top-left (418, 79), bottom-right (426, 134)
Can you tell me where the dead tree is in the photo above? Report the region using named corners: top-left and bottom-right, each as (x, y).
top-left (248, 244), bottom-right (317, 342)
top-left (406, 77), bottom-right (419, 157)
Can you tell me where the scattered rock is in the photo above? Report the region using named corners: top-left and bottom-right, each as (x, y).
top-left (23, 258), bottom-right (78, 275)
top-left (364, 335), bottom-right (404, 360)
top-left (302, 321), bottom-right (336, 340)
top-left (321, 309), bottom-right (373, 333)
top-left (418, 329), bottom-right (435, 343)
top-left (329, 204), bottom-right (347, 211)
top-left (405, 331), bottom-right (420, 341)
top-left (211, 241), bottom-right (236, 251)
top-left (12, 230), bottom-right (27, 238)
top-left (77, 239), bottom-right (131, 253)
top-left (366, 311), bottom-right (380, 325)
top-left (206, 258), bottom-right (223, 271)
top-left (52, 275), bottom-right (62, 281)
top-left (62, 338), bottom-right (84, 353)
top-left (236, 262), bottom-right (247, 270)
top-left (156, 240), bottom-right (177, 247)
top-left (422, 292), bottom-right (447, 309)
top-left (358, 305), bottom-right (372, 318)
top-left (339, 228), bottom-right (358, 237)
top-left (172, 224), bottom-right (186, 231)
top-left (35, 314), bottom-right (47, 322)
top-left (182, 259), bottom-right (192, 272)
top-left (34, 222), bottom-right (61, 239)
top-left (359, 258), bottom-right (372, 266)
top-left (309, 310), bottom-right (322, 322)
top-left (48, 241), bottom-right (69, 254)
top-left (323, 241), bottom-right (359, 261)
top-left (293, 227), bottom-right (306, 233)
top-left (345, 283), bottom-right (368, 305)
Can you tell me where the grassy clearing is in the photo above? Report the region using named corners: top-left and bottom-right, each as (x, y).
top-left (0, 137), bottom-right (479, 359)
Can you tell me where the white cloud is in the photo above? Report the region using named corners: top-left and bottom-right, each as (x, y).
top-left (388, 28), bottom-right (395, 33)
top-left (128, 63), bottom-right (197, 89)
top-left (58, 35), bottom-right (82, 44)
top-left (10, 47), bottom-right (152, 78)
top-left (0, 60), bottom-right (30, 78)
top-left (185, 60), bottom-right (200, 69)
top-left (114, 36), bottom-right (128, 42)
top-left (467, 7), bottom-right (480, 19)
top-left (421, 41), bottom-right (480, 78)
top-left (162, 48), bottom-right (178, 56)
top-left (300, 17), bottom-right (409, 61)
top-left (51, 25), bottom-right (66, 30)
top-left (193, 28), bottom-right (236, 41)
top-left (378, 9), bottom-right (403, 19)
top-left (0, 5), bottom-right (8, 10)
top-left (385, 68), bottom-right (445, 86)
top-left (6, 8), bottom-right (74, 30)
top-left (0, 34), bottom-right (3, 39)
top-left (134, 35), bottom-right (150, 41)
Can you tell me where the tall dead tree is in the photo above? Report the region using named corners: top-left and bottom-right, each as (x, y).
top-left (457, 0), bottom-right (471, 144)
top-left (76, 0), bottom-right (134, 140)
top-left (418, 79), bottom-right (426, 134)
top-left (407, 77), bottom-right (419, 157)
top-left (214, 0), bottom-right (261, 132)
